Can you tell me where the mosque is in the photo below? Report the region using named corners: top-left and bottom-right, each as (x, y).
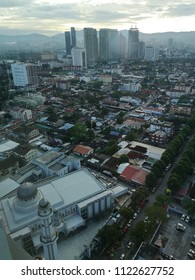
top-left (0, 169), bottom-right (126, 259)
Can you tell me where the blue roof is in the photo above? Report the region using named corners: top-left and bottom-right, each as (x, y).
top-left (110, 131), bottom-right (120, 136)
top-left (59, 123), bottom-right (74, 130)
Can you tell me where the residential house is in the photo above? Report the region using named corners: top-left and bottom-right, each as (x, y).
top-left (10, 107), bottom-right (32, 121)
top-left (73, 145), bottom-right (94, 158)
top-left (14, 145), bottom-right (38, 162)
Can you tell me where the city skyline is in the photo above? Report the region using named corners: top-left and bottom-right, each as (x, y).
top-left (0, 0), bottom-right (195, 35)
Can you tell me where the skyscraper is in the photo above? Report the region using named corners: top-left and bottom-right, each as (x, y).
top-left (71, 47), bottom-right (87, 67)
top-left (65, 31), bottom-right (71, 55)
top-left (128, 27), bottom-right (140, 59)
top-left (71, 27), bottom-right (76, 48)
top-left (38, 197), bottom-right (58, 260)
top-left (83, 28), bottom-right (98, 67)
top-left (11, 62), bottom-right (38, 87)
top-left (119, 33), bottom-right (126, 60)
top-left (99, 29), bottom-right (119, 62)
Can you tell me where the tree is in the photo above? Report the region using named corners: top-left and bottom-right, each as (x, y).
top-left (97, 224), bottom-right (122, 246)
top-left (181, 197), bottom-right (195, 217)
top-left (119, 154), bottom-right (129, 163)
top-left (125, 132), bottom-right (136, 141)
top-left (172, 164), bottom-right (187, 180)
top-left (130, 221), bottom-right (153, 245)
top-left (145, 205), bottom-right (168, 224)
top-left (119, 207), bottom-right (134, 221)
top-left (68, 123), bottom-right (88, 142)
top-left (167, 176), bottom-right (180, 192)
top-left (145, 172), bottom-right (157, 191)
top-left (131, 187), bottom-right (150, 210)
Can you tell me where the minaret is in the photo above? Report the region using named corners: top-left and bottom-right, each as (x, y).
top-left (38, 198), bottom-right (58, 260)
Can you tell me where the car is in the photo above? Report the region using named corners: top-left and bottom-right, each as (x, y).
top-left (187, 252), bottom-right (194, 259)
top-left (176, 223), bottom-right (185, 232)
top-left (191, 241), bottom-right (195, 247)
top-left (120, 253), bottom-right (125, 260)
top-left (127, 241), bottom-right (133, 249)
top-left (189, 249), bottom-right (195, 256)
top-left (181, 214), bottom-right (186, 221)
top-left (185, 216), bottom-right (190, 223)
top-left (133, 213), bottom-right (138, 219)
top-left (193, 234), bottom-right (195, 241)
top-left (165, 164), bottom-right (171, 171)
top-left (127, 219), bottom-right (133, 227)
top-left (144, 216), bottom-right (149, 223)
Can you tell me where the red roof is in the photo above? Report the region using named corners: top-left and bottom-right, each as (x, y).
top-left (120, 165), bottom-right (149, 185)
top-left (131, 169), bottom-right (149, 186)
top-left (120, 165), bottom-right (138, 181)
top-left (73, 145), bottom-right (93, 155)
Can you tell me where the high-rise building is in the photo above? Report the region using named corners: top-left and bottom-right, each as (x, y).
top-left (71, 27), bottom-right (76, 48)
top-left (83, 28), bottom-right (98, 67)
top-left (119, 33), bottom-right (126, 60)
top-left (65, 31), bottom-right (71, 55)
top-left (71, 47), bottom-right (87, 67)
top-left (99, 29), bottom-right (119, 62)
top-left (38, 197), bottom-right (58, 260)
top-left (11, 62), bottom-right (38, 87)
top-left (128, 27), bottom-right (140, 59)
top-left (99, 29), bottom-right (109, 61)
top-left (144, 45), bottom-right (159, 61)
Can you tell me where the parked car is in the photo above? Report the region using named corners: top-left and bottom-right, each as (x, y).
top-left (185, 216), bottom-right (190, 223)
top-left (133, 212), bottom-right (137, 219)
top-left (181, 214), bottom-right (186, 221)
top-left (127, 241), bottom-right (133, 249)
top-left (127, 219), bottom-right (133, 227)
top-left (176, 223), bottom-right (185, 232)
top-left (191, 241), bottom-right (195, 247)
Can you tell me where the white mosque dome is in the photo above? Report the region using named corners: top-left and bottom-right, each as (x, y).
top-left (17, 182), bottom-right (38, 201)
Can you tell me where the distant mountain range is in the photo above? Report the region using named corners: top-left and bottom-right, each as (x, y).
top-left (0, 30), bottom-right (195, 52)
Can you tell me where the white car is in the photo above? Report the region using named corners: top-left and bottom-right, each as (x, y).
top-left (133, 213), bottom-right (137, 219)
top-left (181, 214), bottom-right (186, 220)
top-left (127, 241), bottom-right (132, 249)
top-left (185, 216), bottom-right (190, 223)
top-left (120, 253), bottom-right (125, 260)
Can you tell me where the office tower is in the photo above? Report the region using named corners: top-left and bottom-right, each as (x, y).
top-left (145, 45), bottom-right (159, 61)
top-left (99, 29), bottom-right (119, 62)
top-left (65, 31), bottom-right (71, 55)
top-left (99, 29), bottom-right (110, 61)
top-left (128, 27), bottom-right (140, 59)
top-left (139, 41), bottom-right (145, 59)
top-left (83, 28), bottom-right (98, 67)
top-left (11, 62), bottom-right (38, 87)
top-left (71, 47), bottom-right (87, 67)
top-left (119, 33), bottom-right (126, 60)
top-left (38, 198), bottom-right (58, 260)
top-left (71, 27), bottom-right (76, 48)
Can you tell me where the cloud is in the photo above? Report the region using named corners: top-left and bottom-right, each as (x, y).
top-left (0, 0), bottom-right (34, 8)
top-left (0, 0), bottom-right (195, 34)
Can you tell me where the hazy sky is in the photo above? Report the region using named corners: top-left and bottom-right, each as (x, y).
top-left (1, 0), bottom-right (195, 35)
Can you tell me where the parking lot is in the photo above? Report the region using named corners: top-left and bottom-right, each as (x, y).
top-left (158, 213), bottom-right (195, 260)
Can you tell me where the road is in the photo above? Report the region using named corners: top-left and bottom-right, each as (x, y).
top-left (113, 132), bottom-right (195, 260)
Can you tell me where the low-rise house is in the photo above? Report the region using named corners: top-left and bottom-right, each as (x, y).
top-left (119, 165), bottom-right (149, 187)
top-left (0, 138), bottom-right (19, 159)
top-left (73, 144), bottom-right (94, 158)
top-left (14, 145), bottom-right (38, 162)
top-left (10, 107), bottom-right (32, 121)
top-left (170, 105), bottom-right (192, 116)
top-left (149, 121), bottom-right (175, 137)
top-left (149, 130), bottom-right (167, 146)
